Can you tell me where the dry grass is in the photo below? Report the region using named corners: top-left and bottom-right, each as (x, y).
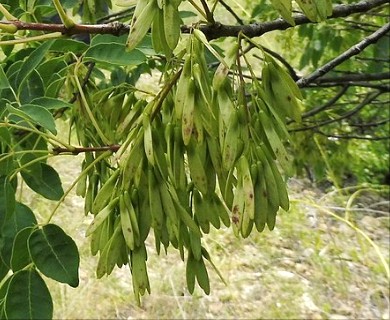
top-left (20, 149), bottom-right (390, 320)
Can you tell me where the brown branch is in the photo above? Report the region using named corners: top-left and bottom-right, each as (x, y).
top-left (52, 145), bottom-right (121, 155)
top-left (183, 0), bottom-right (389, 39)
top-left (1, 0), bottom-right (387, 39)
top-left (1, 20), bottom-right (129, 36)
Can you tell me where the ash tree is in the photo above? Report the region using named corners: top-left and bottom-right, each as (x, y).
top-left (0, 0), bottom-right (388, 318)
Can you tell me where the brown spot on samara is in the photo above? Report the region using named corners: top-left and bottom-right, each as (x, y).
top-left (232, 215), bottom-right (239, 224)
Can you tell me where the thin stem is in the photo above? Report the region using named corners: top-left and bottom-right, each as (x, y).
top-left (52, 145), bottom-right (121, 155)
top-left (290, 91), bottom-right (382, 132)
top-left (187, 0), bottom-right (208, 20)
top-left (0, 122), bottom-right (75, 150)
top-left (73, 59), bottom-right (111, 145)
top-left (200, 0), bottom-right (215, 24)
top-left (218, 0), bottom-right (244, 25)
top-left (9, 154), bottom-right (53, 180)
top-left (0, 3), bottom-right (17, 20)
top-left (52, 0), bottom-right (75, 28)
top-left (150, 69), bottom-right (182, 121)
top-left (0, 149), bottom-right (49, 165)
top-left (46, 150), bottom-right (112, 224)
top-left (315, 130), bottom-right (390, 141)
top-left (0, 32), bottom-right (63, 45)
top-left (236, 35), bottom-right (249, 121)
top-left (301, 85), bottom-right (349, 119)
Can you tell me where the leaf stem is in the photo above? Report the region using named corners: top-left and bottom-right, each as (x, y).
top-left (9, 154), bottom-right (53, 180)
top-left (0, 122), bottom-right (75, 150)
top-left (0, 32), bottom-right (63, 45)
top-left (0, 149), bottom-right (49, 165)
top-left (73, 59), bottom-right (111, 145)
top-left (46, 150), bottom-right (112, 224)
top-left (52, 145), bottom-right (121, 155)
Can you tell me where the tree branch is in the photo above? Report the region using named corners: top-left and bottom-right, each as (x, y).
top-left (0, 20), bottom-right (130, 36)
top-left (184, 0), bottom-right (389, 39)
top-left (0, 0), bottom-right (387, 39)
top-left (297, 22), bottom-right (390, 87)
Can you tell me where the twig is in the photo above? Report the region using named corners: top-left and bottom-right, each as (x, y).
top-left (314, 72), bottom-right (390, 84)
top-left (219, 0), bottom-right (244, 25)
top-left (301, 85), bottom-right (350, 119)
top-left (314, 130), bottom-right (390, 141)
top-left (69, 62), bottom-right (96, 104)
top-left (52, 145), bottom-right (121, 155)
top-left (200, 0), bottom-right (215, 24)
top-left (305, 82), bottom-right (390, 90)
top-left (297, 23), bottom-right (390, 87)
top-left (97, 7), bottom-right (135, 23)
top-left (355, 56), bottom-right (390, 63)
top-left (349, 118), bottom-right (390, 128)
top-left (289, 91), bottom-right (383, 132)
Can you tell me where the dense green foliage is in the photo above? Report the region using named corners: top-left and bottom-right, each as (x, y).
top-left (0, 0), bottom-right (388, 318)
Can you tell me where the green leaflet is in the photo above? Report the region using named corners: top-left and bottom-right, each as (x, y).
top-left (28, 224), bottom-right (80, 288)
top-left (4, 269), bottom-right (53, 319)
